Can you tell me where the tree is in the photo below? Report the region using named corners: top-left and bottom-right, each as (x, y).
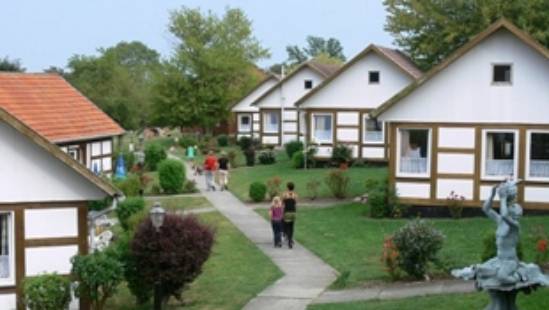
top-left (0, 56), bottom-right (25, 72)
top-left (66, 41), bottom-right (161, 129)
top-left (152, 7), bottom-right (269, 131)
top-left (383, 0), bottom-right (549, 70)
top-left (43, 66), bottom-right (66, 77)
top-left (285, 35), bottom-right (346, 66)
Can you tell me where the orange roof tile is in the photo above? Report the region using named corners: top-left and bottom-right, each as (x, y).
top-left (0, 73), bottom-right (124, 143)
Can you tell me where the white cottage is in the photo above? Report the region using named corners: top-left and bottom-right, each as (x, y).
top-left (231, 74), bottom-right (279, 140)
top-left (371, 19), bottom-right (549, 210)
top-left (0, 107), bottom-right (120, 309)
top-left (295, 45), bottom-right (422, 160)
top-left (251, 61), bottom-right (341, 146)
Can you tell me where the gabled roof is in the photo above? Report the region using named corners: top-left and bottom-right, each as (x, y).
top-left (230, 73), bottom-right (279, 110)
top-left (371, 19), bottom-right (549, 118)
top-left (0, 106), bottom-right (120, 197)
top-left (0, 73), bottom-right (124, 143)
top-left (295, 44), bottom-right (422, 107)
top-left (250, 60), bottom-right (342, 107)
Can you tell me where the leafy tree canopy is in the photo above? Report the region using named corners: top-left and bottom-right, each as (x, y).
top-left (384, 0), bottom-right (549, 70)
top-left (286, 36), bottom-right (346, 65)
top-left (152, 7), bottom-right (269, 131)
top-left (66, 41), bottom-right (161, 130)
top-left (0, 56), bottom-right (25, 72)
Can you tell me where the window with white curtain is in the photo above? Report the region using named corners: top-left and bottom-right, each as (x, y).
top-left (398, 129), bottom-right (430, 175)
top-left (364, 116), bottom-right (383, 143)
top-left (263, 111), bottom-right (279, 133)
top-left (239, 114), bottom-right (252, 132)
top-left (0, 213), bottom-right (14, 286)
top-left (483, 131), bottom-right (516, 178)
top-left (528, 132), bottom-right (549, 179)
top-left (312, 114), bottom-right (333, 143)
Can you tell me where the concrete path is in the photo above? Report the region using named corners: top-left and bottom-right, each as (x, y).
top-left (312, 279), bottom-right (475, 305)
top-left (182, 161), bottom-right (338, 310)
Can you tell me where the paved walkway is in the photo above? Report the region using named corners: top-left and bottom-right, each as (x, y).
top-left (182, 161), bottom-right (338, 310)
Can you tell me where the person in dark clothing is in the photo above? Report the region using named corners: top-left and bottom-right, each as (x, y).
top-left (282, 182), bottom-right (297, 249)
top-left (217, 151), bottom-right (230, 191)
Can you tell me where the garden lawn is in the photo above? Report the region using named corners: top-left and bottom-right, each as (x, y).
top-left (107, 211), bottom-right (282, 309)
top-left (308, 289), bottom-right (549, 310)
top-left (144, 195), bottom-right (212, 211)
top-left (228, 150), bottom-right (387, 202)
top-left (258, 203), bottom-right (549, 288)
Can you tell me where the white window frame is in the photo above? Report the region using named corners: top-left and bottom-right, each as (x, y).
top-left (396, 128), bottom-right (432, 178)
top-left (525, 130), bottom-right (549, 182)
top-left (238, 114), bottom-right (252, 132)
top-left (363, 115), bottom-right (384, 144)
top-left (310, 113), bottom-right (334, 144)
top-left (0, 211), bottom-right (15, 287)
top-left (263, 111), bottom-right (279, 134)
top-left (481, 129), bottom-right (519, 181)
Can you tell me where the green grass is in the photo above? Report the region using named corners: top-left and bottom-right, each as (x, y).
top-left (308, 289), bottom-right (549, 310)
top-left (107, 211), bottom-right (282, 309)
top-left (144, 195), bottom-right (212, 211)
top-left (228, 150), bottom-right (387, 202)
top-left (259, 203), bottom-right (549, 288)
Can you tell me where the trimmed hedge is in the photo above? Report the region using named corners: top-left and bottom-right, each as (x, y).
top-left (158, 159), bottom-right (185, 194)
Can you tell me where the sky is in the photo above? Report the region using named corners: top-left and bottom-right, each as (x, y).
top-left (1, 0), bottom-right (393, 72)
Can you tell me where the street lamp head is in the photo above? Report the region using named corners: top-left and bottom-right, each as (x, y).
top-left (150, 202), bottom-right (166, 231)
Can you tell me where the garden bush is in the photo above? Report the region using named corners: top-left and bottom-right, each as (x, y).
top-left (249, 182), bottom-right (267, 202)
top-left (183, 180), bottom-right (198, 193)
top-left (306, 180), bottom-right (321, 200)
top-left (325, 170), bottom-right (350, 199)
top-left (481, 232), bottom-right (523, 262)
top-left (381, 237), bottom-right (401, 280)
top-left (23, 273), bottom-right (71, 310)
top-left (116, 197), bottom-right (145, 231)
top-left (447, 191), bottom-right (465, 219)
top-left (331, 144), bottom-right (353, 166)
top-left (227, 150), bottom-right (238, 168)
top-left (71, 249), bottom-right (124, 310)
top-left (131, 214), bottom-right (214, 304)
top-left (244, 147), bottom-right (256, 166)
top-left (365, 178), bottom-right (404, 218)
top-left (217, 134), bottom-right (229, 147)
top-left (238, 136), bottom-right (253, 151)
top-left (88, 197), bottom-right (112, 211)
top-left (291, 147), bottom-right (317, 169)
top-left (158, 159), bottom-right (185, 194)
top-left (120, 149), bottom-right (136, 172)
top-left (266, 176), bottom-right (282, 200)
top-left (113, 174), bottom-right (142, 197)
top-left (284, 140), bottom-right (303, 159)
top-left (144, 142), bottom-right (167, 171)
top-left (392, 219), bottom-right (445, 279)
top-left (179, 135), bottom-right (198, 149)
top-left (258, 150), bottom-right (276, 165)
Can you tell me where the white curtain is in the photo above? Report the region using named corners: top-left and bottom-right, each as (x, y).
top-left (314, 115), bottom-right (332, 142)
top-left (0, 214), bottom-right (10, 278)
top-left (264, 112), bottom-right (279, 132)
top-left (399, 130), bottom-right (427, 174)
top-left (365, 119), bottom-right (383, 142)
top-left (239, 115), bottom-right (251, 132)
top-left (531, 160), bottom-right (549, 178)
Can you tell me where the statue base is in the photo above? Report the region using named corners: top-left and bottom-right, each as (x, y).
top-left (484, 290), bottom-right (518, 310)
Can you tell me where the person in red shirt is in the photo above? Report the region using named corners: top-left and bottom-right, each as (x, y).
top-left (203, 150), bottom-right (218, 191)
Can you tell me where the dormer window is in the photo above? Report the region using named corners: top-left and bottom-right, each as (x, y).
top-left (369, 71), bottom-right (380, 84)
top-left (304, 80), bottom-right (313, 89)
top-left (492, 64), bottom-right (512, 84)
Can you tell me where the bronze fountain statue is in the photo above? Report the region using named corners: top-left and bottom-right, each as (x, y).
top-left (452, 179), bottom-right (549, 310)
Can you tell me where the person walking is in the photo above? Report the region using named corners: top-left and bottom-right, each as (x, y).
top-left (269, 196), bottom-right (284, 248)
top-left (203, 150), bottom-right (218, 191)
top-left (282, 182), bottom-right (298, 249)
top-left (217, 151), bottom-right (230, 191)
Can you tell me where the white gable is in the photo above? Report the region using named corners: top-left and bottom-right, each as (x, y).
top-left (302, 52), bottom-right (413, 109)
top-left (379, 29), bottom-right (549, 123)
top-left (255, 67), bottom-right (324, 108)
top-left (231, 78), bottom-right (278, 112)
top-left (0, 121), bottom-right (107, 203)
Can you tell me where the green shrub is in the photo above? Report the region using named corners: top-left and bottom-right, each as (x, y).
top-left (249, 182), bottom-right (267, 202)
top-left (71, 250), bottom-right (124, 310)
top-left (325, 170), bottom-right (350, 199)
top-left (183, 180), bottom-right (198, 193)
top-left (244, 148), bottom-right (255, 166)
top-left (120, 150), bottom-right (136, 171)
top-left (306, 180), bottom-right (321, 200)
top-left (266, 176), bottom-right (282, 200)
top-left (150, 137), bottom-right (175, 149)
top-left (227, 150), bottom-right (238, 168)
top-left (113, 174), bottom-right (142, 197)
top-left (392, 219), bottom-right (445, 279)
top-left (258, 150), bottom-right (276, 165)
top-left (88, 197), bottom-right (112, 211)
top-left (23, 273), bottom-right (71, 310)
top-left (365, 178), bottom-right (405, 218)
top-left (217, 134), bottom-right (229, 147)
top-left (481, 232), bottom-right (523, 262)
top-left (331, 144), bottom-right (353, 166)
top-left (238, 136), bottom-right (253, 151)
top-left (144, 142), bottom-right (167, 171)
top-left (158, 159), bottom-right (185, 194)
top-left (292, 147), bottom-right (317, 169)
top-left (179, 135), bottom-right (198, 149)
top-left (116, 197), bottom-right (145, 231)
top-left (284, 140), bottom-right (303, 159)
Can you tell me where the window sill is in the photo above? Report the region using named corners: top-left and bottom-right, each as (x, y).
top-left (396, 173), bottom-right (430, 179)
top-left (363, 140), bottom-right (384, 145)
top-left (525, 177), bottom-right (549, 183)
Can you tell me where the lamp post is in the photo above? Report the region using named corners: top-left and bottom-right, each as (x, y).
top-left (150, 202), bottom-right (165, 310)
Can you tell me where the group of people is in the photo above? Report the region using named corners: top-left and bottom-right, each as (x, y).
top-left (187, 147), bottom-right (230, 191)
top-left (269, 182), bottom-right (298, 249)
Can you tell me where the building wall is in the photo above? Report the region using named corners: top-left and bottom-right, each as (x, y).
top-left (232, 78), bottom-right (278, 113)
top-left (388, 122), bottom-right (549, 210)
top-left (0, 122), bottom-right (106, 203)
top-left (257, 68), bottom-right (324, 109)
top-left (379, 29), bottom-right (549, 124)
top-left (301, 53), bottom-right (413, 109)
top-left (235, 112), bottom-right (260, 140)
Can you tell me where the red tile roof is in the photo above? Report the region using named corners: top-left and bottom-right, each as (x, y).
top-left (0, 73), bottom-right (124, 143)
